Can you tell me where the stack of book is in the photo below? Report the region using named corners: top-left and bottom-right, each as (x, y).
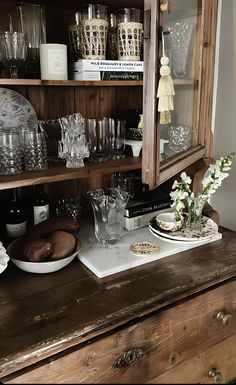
top-left (124, 190), bottom-right (172, 231)
top-left (71, 59), bottom-right (143, 81)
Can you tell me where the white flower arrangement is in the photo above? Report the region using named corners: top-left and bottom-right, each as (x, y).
top-left (170, 152), bottom-right (235, 221)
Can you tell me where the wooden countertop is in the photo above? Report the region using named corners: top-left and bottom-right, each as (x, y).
top-left (1, 228), bottom-right (236, 378)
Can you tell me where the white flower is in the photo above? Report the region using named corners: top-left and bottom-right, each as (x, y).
top-left (170, 152), bottom-right (235, 220)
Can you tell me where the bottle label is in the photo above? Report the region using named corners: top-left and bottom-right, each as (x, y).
top-left (6, 222), bottom-right (27, 238)
top-left (34, 205), bottom-right (49, 225)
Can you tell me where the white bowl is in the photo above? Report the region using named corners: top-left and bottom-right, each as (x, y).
top-left (7, 238), bottom-right (81, 274)
top-left (156, 212), bottom-right (182, 232)
top-left (0, 242), bottom-right (10, 274)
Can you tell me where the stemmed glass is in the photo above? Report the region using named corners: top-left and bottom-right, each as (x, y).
top-left (0, 31), bottom-right (26, 78)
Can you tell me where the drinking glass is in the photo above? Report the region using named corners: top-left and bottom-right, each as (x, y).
top-left (80, 4), bottom-right (108, 60)
top-left (117, 8), bottom-right (143, 61)
top-left (68, 12), bottom-right (82, 61)
top-left (55, 198), bottom-right (82, 226)
top-left (23, 131), bottom-right (48, 171)
top-left (86, 118), bottom-right (109, 162)
top-left (108, 118), bottom-right (126, 160)
top-left (0, 31), bottom-right (26, 78)
top-left (0, 132), bottom-right (22, 175)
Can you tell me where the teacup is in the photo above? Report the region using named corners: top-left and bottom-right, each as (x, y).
top-left (156, 212), bottom-right (182, 232)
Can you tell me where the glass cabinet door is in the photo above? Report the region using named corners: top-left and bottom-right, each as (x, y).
top-left (142, 0), bottom-right (218, 189)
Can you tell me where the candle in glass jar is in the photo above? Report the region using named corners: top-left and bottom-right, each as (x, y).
top-left (39, 43), bottom-right (68, 80)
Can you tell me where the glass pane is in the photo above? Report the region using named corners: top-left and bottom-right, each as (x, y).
top-left (160, 0), bottom-right (202, 161)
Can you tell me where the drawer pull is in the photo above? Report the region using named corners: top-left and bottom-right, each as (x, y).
top-left (208, 368), bottom-right (223, 384)
top-left (115, 348), bottom-right (144, 368)
top-left (216, 311), bottom-right (232, 325)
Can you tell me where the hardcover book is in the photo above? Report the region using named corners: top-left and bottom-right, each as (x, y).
top-left (124, 208), bottom-right (170, 231)
top-left (72, 59), bottom-right (143, 72)
top-left (72, 71), bottom-right (143, 81)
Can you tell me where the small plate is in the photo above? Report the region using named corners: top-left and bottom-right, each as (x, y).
top-left (7, 238), bottom-right (81, 274)
top-left (149, 215), bottom-right (218, 242)
top-left (149, 227), bottom-right (217, 245)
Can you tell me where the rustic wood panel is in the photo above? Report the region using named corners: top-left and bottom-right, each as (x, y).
top-left (3, 278), bottom-right (236, 383)
top-left (149, 334), bottom-right (236, 384)
top-left (1, 231), bottom-right (236, 378)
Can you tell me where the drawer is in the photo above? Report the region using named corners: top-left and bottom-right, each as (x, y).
top-left (3, 279), bottom-right (236, 384)
top-left (149, 333), bottom-right (236, 384)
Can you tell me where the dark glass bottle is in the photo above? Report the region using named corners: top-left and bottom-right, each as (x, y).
top-left (5, 188), bottom-right (27, 239)
top-left (32, 184), bottom-right (50, 225)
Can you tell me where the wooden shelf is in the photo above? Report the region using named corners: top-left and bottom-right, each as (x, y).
top-left (0, 157), bottom-right (142, 190)
top-left (0, 79), bottom-right (143, 87)
top-left (0, 79), bottom-right (196, 87)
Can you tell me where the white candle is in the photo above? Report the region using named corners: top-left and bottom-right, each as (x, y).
top-left (39, 43), bottom-right (68, 80)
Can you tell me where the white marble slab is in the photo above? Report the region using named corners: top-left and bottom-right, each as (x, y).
top-left (77, 224), bottom-right (222, 278)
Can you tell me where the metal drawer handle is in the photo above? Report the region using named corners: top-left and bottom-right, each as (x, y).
top-left (208, 368), bottom-right (223, 384)
top-left (115, 348), bottom-right (144, 368)
top-left (216, 311), bottom-right (232, 325)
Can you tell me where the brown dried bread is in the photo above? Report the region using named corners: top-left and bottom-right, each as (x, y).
top-left (48, 231), bottom-right (76, 260)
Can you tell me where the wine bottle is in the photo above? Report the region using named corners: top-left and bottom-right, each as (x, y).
top-left (5, 188), bottom-right (28, 239)
top-left (32, 184), bottom-right (50, 225)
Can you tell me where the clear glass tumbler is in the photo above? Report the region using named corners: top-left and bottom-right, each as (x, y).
top-left (108, 118), bottom-right (126, 159)
top-left (23, 131), bottom-right (48, 171)
top-left (86, 118), bottom-right (109, 162)
top-left (0, 132), bottom-right (22, 175)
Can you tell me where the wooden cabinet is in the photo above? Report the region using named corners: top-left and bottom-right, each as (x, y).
top-left (3, 280), bottom-right (236, 384)
top-left (1, 229), bottom-right (236, 384)
top-left (0, 0), bottom-right (218, 195)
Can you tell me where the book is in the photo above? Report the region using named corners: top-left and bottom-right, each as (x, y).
top-left (125, 198), bottom-right (171, 218)
top-left (124, 209), bottom-right (169, 231)
top-left (72, 59), bottom-right (143, 72)
top-left (124, 185), bottom-right (172, 218)
top-left (72, 71), bottom-right (143, 81)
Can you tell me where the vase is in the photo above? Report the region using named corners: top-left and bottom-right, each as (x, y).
top-left (186, 192), bottom-right (209, 231)
top-left (166, 21), bottom-right (194, 79)
top-left (88, 188), bottom-right (130, 245)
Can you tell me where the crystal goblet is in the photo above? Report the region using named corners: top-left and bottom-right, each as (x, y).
top-left (0, 31), bottom-right (26, 78)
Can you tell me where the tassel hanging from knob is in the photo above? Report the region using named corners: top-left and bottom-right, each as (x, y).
top-left (157, 30), bottom-right (175, 124)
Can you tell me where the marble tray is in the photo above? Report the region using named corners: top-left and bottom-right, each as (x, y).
top-left (77, 223), bottom-right (222, 278)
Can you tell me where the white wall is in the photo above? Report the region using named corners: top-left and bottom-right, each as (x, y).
top-left (211, 0), bottom-right (236, 231)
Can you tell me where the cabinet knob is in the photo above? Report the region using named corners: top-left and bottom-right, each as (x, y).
top-left (216, 311), bottom-right (232, 325)
top-left (160, 1), bottom-right (171, 13)
top-left (115, 348), bottom-right (144, 367)
top-left (208, 368), bottom-right (223, 384)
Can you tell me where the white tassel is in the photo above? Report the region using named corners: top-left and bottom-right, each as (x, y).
top-left (157, 33), bottom-right (175, 124)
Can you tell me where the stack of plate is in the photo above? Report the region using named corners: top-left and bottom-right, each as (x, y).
top-left (149, 214), bottom-right (219, 245)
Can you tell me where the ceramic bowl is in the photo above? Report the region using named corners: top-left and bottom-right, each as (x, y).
top-left (156, 212), bottom-right (183, 232)
top-left (7, 238), bottom-right (81, 274)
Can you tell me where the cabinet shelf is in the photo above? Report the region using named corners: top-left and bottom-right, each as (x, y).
top-left (0, 157), bottom-right (141, 190)
top-left (0, 79), bottom-right (143, 87)
top-left (0, 79), bottom-right (196, 87)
